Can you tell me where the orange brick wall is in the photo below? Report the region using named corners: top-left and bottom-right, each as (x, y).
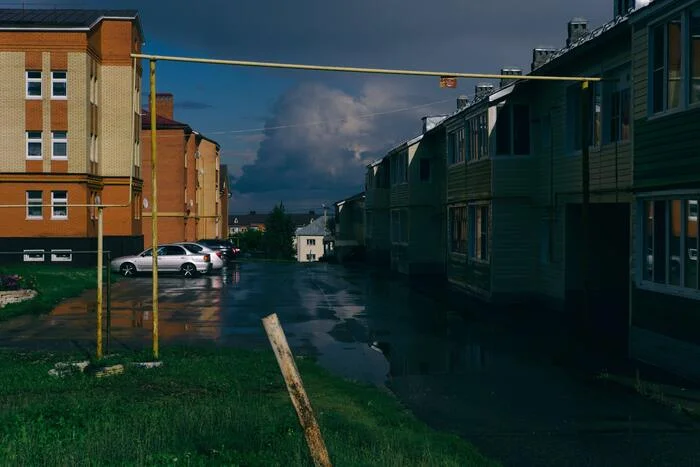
top-left (140, 128), bottom-right (187, 247)
top-left (0, 181), bottom-right (89, 237)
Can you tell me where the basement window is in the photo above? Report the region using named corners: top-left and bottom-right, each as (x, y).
top-left (23, 250), bottom-right (45, 262)
top-left (51, 250), bottom-right (72, 262)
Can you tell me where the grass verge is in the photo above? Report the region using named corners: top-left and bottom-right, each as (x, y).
top-left (0, 347), bottom-right (497, 466)
top-left (0, 265), bottom-right (96, 321)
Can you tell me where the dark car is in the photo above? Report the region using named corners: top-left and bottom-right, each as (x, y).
top-left (198, 238), bottom-right (240, 262)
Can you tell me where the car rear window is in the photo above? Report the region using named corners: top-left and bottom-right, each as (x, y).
top-left (184, 244), bottom-right (204, 253)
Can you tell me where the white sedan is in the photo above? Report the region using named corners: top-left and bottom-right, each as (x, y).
top-left (175, 242), bottom-right (224, 272)
top-left (111, 244), bottom-right (212, 277)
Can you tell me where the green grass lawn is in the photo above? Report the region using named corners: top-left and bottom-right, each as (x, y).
top-left (0, 347), bottom-right (497, 466)
top-left (0, 265), bottom-right (97, 321)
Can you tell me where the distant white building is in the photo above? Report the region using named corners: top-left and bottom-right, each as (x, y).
top-left (295, 217), bottom-right (327, 262)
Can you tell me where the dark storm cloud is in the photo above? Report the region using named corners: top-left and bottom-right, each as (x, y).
top-left (175, 100), bottom-right (215, 110)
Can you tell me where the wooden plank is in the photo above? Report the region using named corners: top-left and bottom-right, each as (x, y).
top-left (262, 314), bottom-right (332, 467)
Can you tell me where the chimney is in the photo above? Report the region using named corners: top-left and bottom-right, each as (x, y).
top-left (422, 115), bottom-right (448, 133)
top-left (531, 47), bottom-right (558, 71)
top-left (456, 95), bottom-right (469, 111)
top-left (475, 83), bottom-right (495, 100)
top-left (500, 68), bottom-right (523, 88)
top-left (249, 210), bottom-right (256, 215)
top-left (567, 18), bottom-right (588, 47)
top-left (155, 93), bottom-right (174, 119)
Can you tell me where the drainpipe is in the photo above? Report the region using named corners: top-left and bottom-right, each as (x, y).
top-left (581, 81), bottom-right (591, 334)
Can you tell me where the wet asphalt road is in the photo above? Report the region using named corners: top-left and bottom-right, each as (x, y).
top-left (1, 261), bottom-right (699, 466)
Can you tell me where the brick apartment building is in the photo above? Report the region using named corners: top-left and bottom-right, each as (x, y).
top-left (0, 9), bottom-right (144, 263)
top-left (141, 93), bottom-right (225, 247)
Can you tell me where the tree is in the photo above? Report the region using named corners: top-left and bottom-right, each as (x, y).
top-left (263, 203), bottom-right (295, 260)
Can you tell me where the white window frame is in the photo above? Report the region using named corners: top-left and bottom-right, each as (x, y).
top-left (51, 71), bottom-right (67, 99)
top-left (26, 190), bottom-right (42, 220)
top-left (51, 191), bottom-right (68, 220)
top-left (51, 131), bottom-right (68, 160)
top-left (51, 249), bottom-right (72, 262)
top-left (25, 71), bottom-right (42, 99)
top-left (636, 192), bottom-right (700, 300)
top-left (468, 203), bottom-right (490, 263)
top-left (23, 250), bottom-right (45, 262)
top-left (26, 131), bottom-right (42, 160)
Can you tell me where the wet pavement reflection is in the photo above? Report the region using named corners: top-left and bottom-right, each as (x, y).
top-left (1, 262), bottom-right (699, 466)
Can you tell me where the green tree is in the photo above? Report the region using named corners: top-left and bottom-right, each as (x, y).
top-left (263, 203), bottom-right (295, 260)
top-left (231, 229), bottom-right (264, 252)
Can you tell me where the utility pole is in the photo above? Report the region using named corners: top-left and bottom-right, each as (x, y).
top-left (580, 81), bottom-right (591, 338)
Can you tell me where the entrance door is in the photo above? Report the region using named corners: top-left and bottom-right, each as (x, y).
top-left (566, 203), bottom-right (630, 357)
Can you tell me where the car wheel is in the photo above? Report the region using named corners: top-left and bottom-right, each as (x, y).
top-left (120, 262), bottom-right (137, 277)
top-left (181, 263), bottom-right (197, 278)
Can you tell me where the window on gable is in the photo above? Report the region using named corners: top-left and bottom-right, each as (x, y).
top-left (497, 104), bottom-right (530, 155)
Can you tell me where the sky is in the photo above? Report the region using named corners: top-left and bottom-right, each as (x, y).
top-left (24, 0), bottom-right (613, 213)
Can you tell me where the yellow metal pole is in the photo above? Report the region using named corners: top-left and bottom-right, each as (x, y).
top-left (130, 53), bottom-right (602, 83)
top-left (96, 206), bottom-right (104, 360)
top-left (150, 58), bottom-right (160, 360)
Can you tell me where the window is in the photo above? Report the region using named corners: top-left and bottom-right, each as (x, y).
top-left (496, 104), bottom-right (531, 155)
top-left (391, 151), bottom-right (408, 185)
top-left (692, 8), bottom-right (700, 104)
top-left (51, 250), bottom-right (72, 262)
top-left (51, 191), bottom-right (67, 220)
top-left (468, 113), bottom-right (488, 161)
top-left (23, 250), bottom-right (45, 262)
top-left (419, 159), bottom-right (431, 181)
top-left (651, 9), bottom-right (700, 113)
top-left (52, 131), bottom-right (67, 160)
top-left (447, 127), bottom-right (465, 165)
top-left (51, 71), bottom-right (67, 98)
top-left (640, 197), bottom-right (699, 294)
top-left (606, 68), bottom-right (631, 143)
top-left (26, 131), bottom-right (42, 159)
top-left (163, 245), bottom-right (186, 256)
top-left (26, 71), bottom-right (41, 98)
top-left (567, 82), bottom-right (600, 150)
top-left (306, 238), bottom-right (316, 246)
top-left (469, 204), bottom-right (489, 261)
top-left (26, 191), bottom-right (42, 219)
top-left (306, 253), bottom-right (316, 261)
top-left (391, 209), bottom-right (408, 244)
top-left (449, 206), bottom-right (467, 254)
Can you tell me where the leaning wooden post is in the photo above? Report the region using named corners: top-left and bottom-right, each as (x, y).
top-left (262, 313), bottom-right (332, 467)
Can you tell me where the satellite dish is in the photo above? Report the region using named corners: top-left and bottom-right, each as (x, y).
top-left (143, 198), bottom-right (149, 209)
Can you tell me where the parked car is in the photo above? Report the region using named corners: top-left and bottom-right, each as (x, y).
top-left (175, 242), bottom-right (224, 272)
top-left (198, 239), bottom-right (240, 262)
top-left (110, 244), bottom-right (212, 277)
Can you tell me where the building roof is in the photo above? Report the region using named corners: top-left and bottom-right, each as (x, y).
top-left (141, 110), bottom-right (192, 131)
top-left (296, 216), bottom-right (328, 237)
top-left (0, 8), bottom-right (143, 38)
top-left (334, 191), bottom-right (365, 207)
